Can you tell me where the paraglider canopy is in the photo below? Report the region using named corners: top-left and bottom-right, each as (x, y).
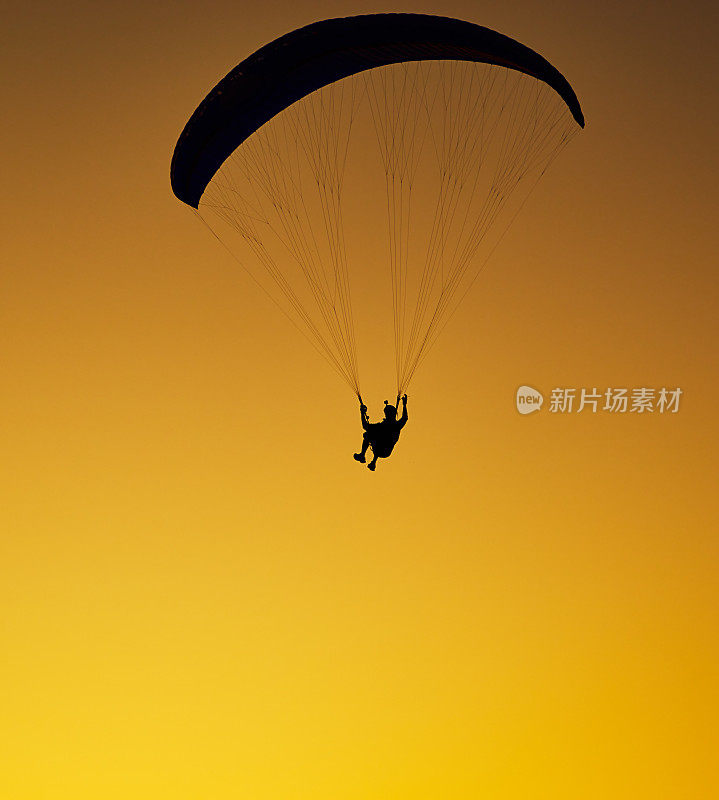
top-left (171, 14), bottom-right (585, 399)
top-left (171, 13), bottom-right (584, 209)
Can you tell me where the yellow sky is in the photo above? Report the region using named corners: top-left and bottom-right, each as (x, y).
top-left (2, 1), bottom-right (718, 798)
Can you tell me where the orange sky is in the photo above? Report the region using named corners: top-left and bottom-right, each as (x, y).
top-left (2, 1), bottom-right (718, 798)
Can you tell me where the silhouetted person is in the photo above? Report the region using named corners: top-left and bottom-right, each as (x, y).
top-left (354, 394), bottom-right (408, 471)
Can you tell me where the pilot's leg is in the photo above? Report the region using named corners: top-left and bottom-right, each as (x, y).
top-left (353, 432), bottom-right (370, 463)
top-left (367, 451), bottom-right (379, 471)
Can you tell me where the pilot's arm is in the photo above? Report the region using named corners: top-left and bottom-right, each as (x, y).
top-left (360, 402), bottom-right (370, 430)
top-left (398, 395), bottom-right (408, 428)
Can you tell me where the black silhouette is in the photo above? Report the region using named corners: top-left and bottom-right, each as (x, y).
top-left (354, 395), bottom-right (408, 471)
top-left (171, 15), bottom-right (584, 208)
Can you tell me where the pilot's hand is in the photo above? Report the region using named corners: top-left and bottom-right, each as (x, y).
top-left (402, 394), bottom-right (408, 404)
top-left (360, 404), bottom-right (367, 413)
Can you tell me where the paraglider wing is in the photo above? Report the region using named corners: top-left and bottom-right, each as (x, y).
top-left (170, 13), bottom-right (585, 209)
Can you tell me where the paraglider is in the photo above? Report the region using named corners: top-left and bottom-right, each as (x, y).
top-left (171, 14), bottom-right (584, 467)
top-left (354, 395), bottom-right (409, 471)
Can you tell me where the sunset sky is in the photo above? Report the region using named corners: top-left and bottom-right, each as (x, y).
top-left (3, 1), bottom-right (718, 798)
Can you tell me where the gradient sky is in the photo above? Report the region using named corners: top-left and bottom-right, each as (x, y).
top-left (3, 1), bottom-right (718, 798)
